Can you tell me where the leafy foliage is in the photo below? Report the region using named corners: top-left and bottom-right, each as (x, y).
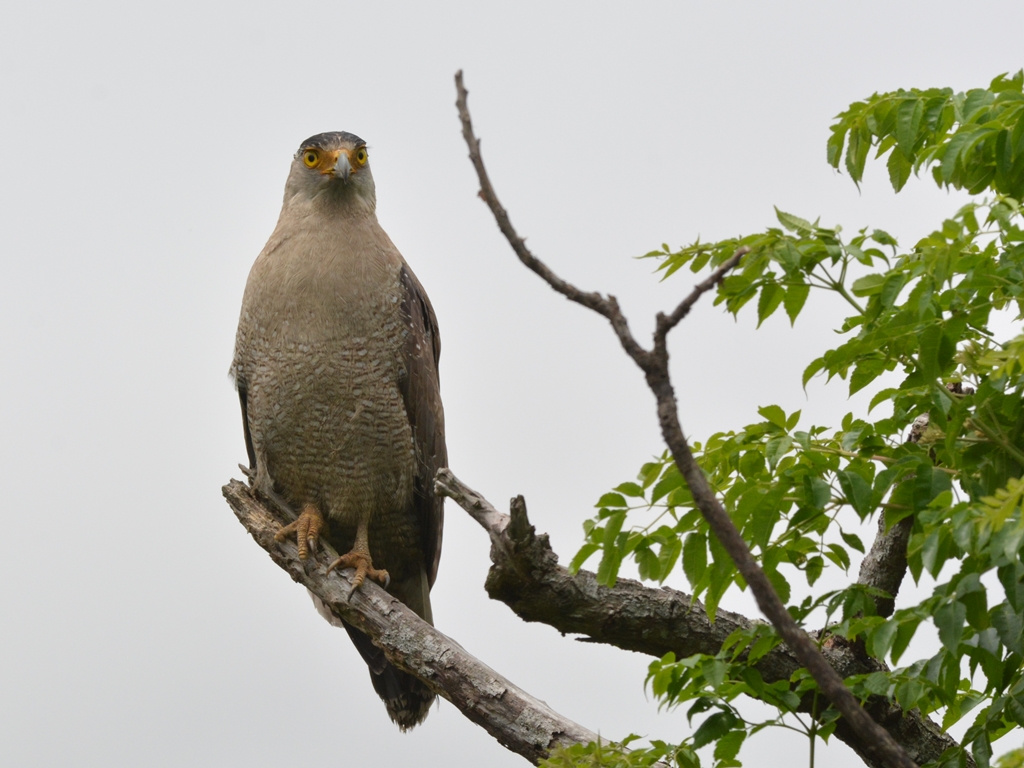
top-left (553, 72), bottom-right (1024, 768)
top-left (827, 70), bottom-right (1024, 198)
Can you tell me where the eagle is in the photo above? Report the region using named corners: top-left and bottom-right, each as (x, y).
top-left (231, 131), bottom-right (446, 730)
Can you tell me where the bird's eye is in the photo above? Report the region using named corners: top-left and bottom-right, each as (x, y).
top-left (355, 148), bottom-right (368, 166)
top-left (303, 150), bottom-right (321, 168)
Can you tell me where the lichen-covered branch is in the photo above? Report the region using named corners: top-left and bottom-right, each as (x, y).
top-left (222, 479), bottom-right (598, 765)
top-left (435, 470), bottom-right (964, 768)
top-left (454, 70), bottom-right (918, 768)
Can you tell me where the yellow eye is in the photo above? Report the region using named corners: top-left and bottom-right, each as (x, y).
top-left (302, 150), bottom-right (320, 168)
top-left (355, 148), bottom-right (368, 166)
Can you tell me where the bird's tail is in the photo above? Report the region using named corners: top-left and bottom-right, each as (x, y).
top-left (309, 592), bottom-right (435, 730)
top-left (340, 619), bottom-right (435, 730)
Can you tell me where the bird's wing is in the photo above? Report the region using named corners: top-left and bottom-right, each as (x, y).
top-left (238, 382), bottom-right (257, 471)
top-left (398, 264), bottom-right (446, 588)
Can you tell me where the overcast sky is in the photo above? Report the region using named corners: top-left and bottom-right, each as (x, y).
top-left (2, 1), bottom-right (1022, 766)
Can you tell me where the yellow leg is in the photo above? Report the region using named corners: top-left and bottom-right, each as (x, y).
top-left (326, 521), bottom-right (390, 591)
top-left (274, 503), bottom-right (325, 560)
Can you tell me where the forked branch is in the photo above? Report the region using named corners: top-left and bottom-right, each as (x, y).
top-left (454, 69), bottom-right (918, 768)
top-left (436, 469), bottom-right (964, 768)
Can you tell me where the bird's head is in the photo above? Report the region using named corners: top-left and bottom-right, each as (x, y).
top-left (283, 131), bottom-right (376, 212)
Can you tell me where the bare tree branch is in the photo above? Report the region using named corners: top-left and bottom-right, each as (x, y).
top-left (222, 479), bottom-right (598, 766)
top-left (857, 516), bottom-right (914, 619)
top-left (436, 469), bottom-right (965, 768)
top-left (454, 69), bottom-right (919, 768)
top-left (857, 413), bottom-right (937, 618)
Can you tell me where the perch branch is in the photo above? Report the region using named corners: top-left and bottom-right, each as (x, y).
top-left (455, 69), bottom-right (918, 768)
top-left (436, 470), bottom-right (966, 768)
top-left (222, 479), bottom-right (597, 765)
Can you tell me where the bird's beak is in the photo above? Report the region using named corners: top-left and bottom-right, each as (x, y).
top-left (325, 149), bottom-right (352, 181)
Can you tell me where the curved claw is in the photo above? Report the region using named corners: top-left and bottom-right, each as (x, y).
top-left (274, 504), bottom-right (325, 560)
top-left (326, 550), bottom-right (389, 596)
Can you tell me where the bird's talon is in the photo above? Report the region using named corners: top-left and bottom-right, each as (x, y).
top-left (325, 550), bottom-right (388, 593)
top-left (274, 504), bottom-right (326, 561)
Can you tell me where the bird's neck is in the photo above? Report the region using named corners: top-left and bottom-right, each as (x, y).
top-left (285, 184), bottom-right (377, 220)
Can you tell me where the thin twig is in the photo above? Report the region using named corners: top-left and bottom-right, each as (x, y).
top-left (455, 69), bottom-right (918, 768)
top-left (654, 248), bottom-right (749, 352)
top-left (454, 71), bottom-right (650, 368)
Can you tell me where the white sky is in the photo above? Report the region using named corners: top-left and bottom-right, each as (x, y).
top-left (1, 1), bottom-right (1021, 766)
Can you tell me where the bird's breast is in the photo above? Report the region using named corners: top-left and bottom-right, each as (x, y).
top-left (234, 217), bottom-right (417, 524)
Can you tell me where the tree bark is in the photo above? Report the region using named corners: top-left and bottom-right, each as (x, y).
top-left (222, 479), bottom-right (599, 766)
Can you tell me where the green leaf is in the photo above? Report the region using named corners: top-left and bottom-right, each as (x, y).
top-left (705, 536), bottom-right (735, 621)
top-left (869, 387), bottom-right (899, 413)
top-left (568, 543), bottom-right (599, 574)
top-left (713, 729), bottom-right (746, 762)
top-left (766, 567), bottom-right (791, 603)
top-left (739, 449), bottom-right (765, 479)
top-left (602, 510), bottom-right (626, 546)
top-left (639, 461), bottom-right (663, 489)
top-left (786, 409), bottom-right (802, 431)
top-left (869, 620), bottom-right (899, 660)
top-left (806, 555), bottom-right (824, 586)
top-left (651, 466), bottom-right (684, 503)
top-left (934, 601), bottom-right (967, 652)
top-left (758, 404), bottom-right (787, 429)
top-left (840, 531), bottom-right (865, 553)
top-left (657, 535), bottom-right (682, 582)
top-left (636, 545), bottom-right (661, 581)
top-left (614, 482), bottom-right (646, 498)
top-left (683, 532), bottom-right (707, 590)
top-left (940, 130), bottom-right (975, 184)
top-left (806, 476), bottom-right (832, 510)
top-left (824, 543), bottom-right (851, 571)
top-left (837, 470), bottom-right (873, 517)
top-left (757, 281), bottom-right (784, 326)
top-left (596, 492), bottom-right (628, 508)
top-left (871, 229), bottom-right (897, 246)
top-left (803, 357), bottom-right (826, 389)
top-left (775, 241), bottom-right (801, 270)
top-left (917, 325), bottom-right (954, 381)
top-left (891, 617), bottom-right (920, 664)
top-left (846, 124), bottom-right (869, 184)
top-left (775, 208), bottom-right (814, 235)
top-left (887, 149), bottom-right (912, 192)
top-left (851, 273), bottom-right (886, 297)
top-left (896, 97), bottom-right (924, 160)
top-left (973, 732), bottom-right (992, 768)
top-left (765, 435), bottom-right (793, 471)
top-left (849, 358), bottom-right (888, 396)
top-left (913, 465), bottom-right (952, 511)
top-left (993, 602), bottom-right (1024, 655)
top-left (999, 562), bottom-right (1024, 612)
top-left (863, 670), bottom-right (892, 696)
top-left (895, 677), bottom-right (925, 710)
top-left (596, 545), bottom-right (623, 587)
top-left (691, 710), bottom-right (738, 749)
top-left (880, 273), bottom-right (908, 308)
